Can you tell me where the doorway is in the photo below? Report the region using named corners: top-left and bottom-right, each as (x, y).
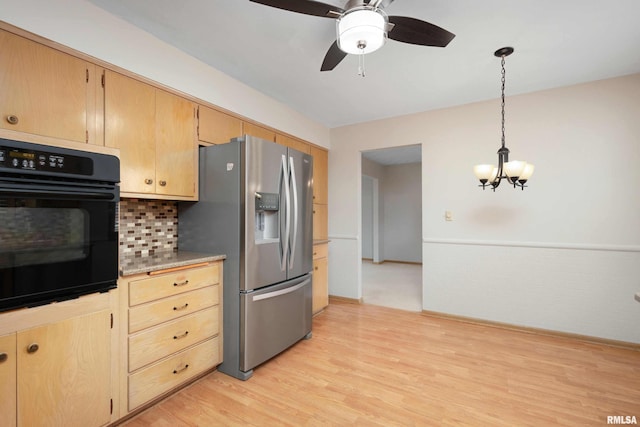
top-left (361, 145), bottom-right (423, 312)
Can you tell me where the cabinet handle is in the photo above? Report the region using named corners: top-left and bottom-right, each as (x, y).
top-left (145, 178), bottom-right (153, 185)
top-left (159, 180), bottom-right (167, 186)
top-left (173, 331), bottom-right (189, 340)
top-left (26, 343), bottom-right (39, 354)
top-left (173, 303), bottom-right (189, 311)
top-left (6, 115), bottom-right (19, 125)
top-left (315, 266), bottom-right (319, 271)
top-left (0, 353), bottom-right (7, 363)
top-left (174, 280), bottom-right (189, 287)
top-left (173, 364), bottom-right (189, 374)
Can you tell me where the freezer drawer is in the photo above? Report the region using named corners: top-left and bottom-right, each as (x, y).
top-left (240, 274), bottom-right (312, 372)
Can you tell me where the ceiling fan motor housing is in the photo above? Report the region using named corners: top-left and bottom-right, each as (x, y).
top-left (337, 6), bottom-right (388, 54)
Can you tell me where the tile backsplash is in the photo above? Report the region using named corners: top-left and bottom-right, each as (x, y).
top-left (119, 199), bottom-right (178, 257)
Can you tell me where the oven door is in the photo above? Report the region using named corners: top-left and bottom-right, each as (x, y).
top-left (0, 185), bottom-right (118, 312)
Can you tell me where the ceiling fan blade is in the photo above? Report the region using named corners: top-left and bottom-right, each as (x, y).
top-left (321, 41), bottom-right (347, 71)
top-left (387, 16), bottom-right (455, 47)
top-left (249, 0), bottom-right (343, 18)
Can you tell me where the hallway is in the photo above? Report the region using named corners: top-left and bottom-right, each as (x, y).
top-left (361, 260), bottom-right (422, 312)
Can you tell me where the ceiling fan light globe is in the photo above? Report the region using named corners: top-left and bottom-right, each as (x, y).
top-left (337, 8), bottom-right (387, 55)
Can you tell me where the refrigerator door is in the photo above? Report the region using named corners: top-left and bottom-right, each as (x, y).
top-left (240, 273), bottom-right (312, 372)
top-left (243, 136), bottom-right (288, 291)
top-left (286, 148), bottom-right (313, 279)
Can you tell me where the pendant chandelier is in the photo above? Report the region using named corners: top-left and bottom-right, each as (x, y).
top-left (474, 47), bottom-right (534, 191)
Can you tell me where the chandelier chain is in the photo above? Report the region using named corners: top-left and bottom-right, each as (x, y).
top-left (500, 55), bottom-right (506, 149)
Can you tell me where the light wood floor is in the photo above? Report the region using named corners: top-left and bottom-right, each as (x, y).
top-left (122, 302), bottom-right (640, 426)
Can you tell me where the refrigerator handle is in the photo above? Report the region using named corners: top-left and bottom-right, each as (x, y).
top-left (288, 155), bottom-right (298, 270)
top-left (280, 154), bottom-right (290, 272)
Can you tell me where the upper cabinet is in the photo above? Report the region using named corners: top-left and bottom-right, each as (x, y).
top-left (276, 133), bottom-right (310, 154)
top-left (0, 28), bottom-right (97, 144)
top-left (104, 70), bottom-right (196, 199)
top-left (197, 105), bottom-right (242, 145)
top-left (310, 146), bottom-right (328, 205)
top-left (243, 122), bottom-right (275, 142)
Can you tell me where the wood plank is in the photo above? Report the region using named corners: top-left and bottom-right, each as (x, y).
top-left (121, 302), bottom-right (640, 426)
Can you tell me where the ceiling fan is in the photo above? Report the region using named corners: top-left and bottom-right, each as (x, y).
top-left (249, 0), bottom-right (455, 72)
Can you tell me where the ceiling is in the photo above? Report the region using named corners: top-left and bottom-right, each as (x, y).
top-left (84, 0), bottom-right (640, 129)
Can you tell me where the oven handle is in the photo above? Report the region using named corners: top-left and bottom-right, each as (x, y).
top-left (0, 188), bottom-right (117, 200)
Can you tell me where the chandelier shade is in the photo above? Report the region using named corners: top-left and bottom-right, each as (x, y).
top-left (474, 47), bottom-right (534, 191)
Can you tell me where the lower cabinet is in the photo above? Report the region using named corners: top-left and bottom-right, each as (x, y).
top-left (312, 243), bottom-right (329, 314)
top-left (119, 261), bottom-right (223, 414)
top-left (0, 296), bottom-right (113, 427)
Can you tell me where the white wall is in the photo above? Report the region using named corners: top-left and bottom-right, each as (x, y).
top-left (0, 0), bottom-right (330, 148)
top-left (382, 163), bottom-right (422, 263)
top-left (361, 176), bottom-right (374, 259)
top-left (330, 73), bottom-right (640, 343)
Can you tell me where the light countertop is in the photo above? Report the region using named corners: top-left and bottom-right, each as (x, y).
top-left (120, 250), bottom-right (225, 276)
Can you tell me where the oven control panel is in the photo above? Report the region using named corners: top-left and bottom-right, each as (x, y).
top-left (0, 145), bottom-right (93, 175)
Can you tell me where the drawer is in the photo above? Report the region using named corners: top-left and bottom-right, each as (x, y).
top-left (129, 306), bottom-right (219, 371)
top-left (129, 285), bottom-right (219, 333)
top-left (312, 243), bottom-right (328, 259)
top-left (129, 264), bottom-right (219, 306)
top-left (128, 336), bottom-right (220, 411)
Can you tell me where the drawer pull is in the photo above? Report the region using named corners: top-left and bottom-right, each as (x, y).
top-left (174, 280), bottom-right (189, 287)
top-left (173, 331), bottom-right (189, 340)
top-left (173, 303), bottom-right (189, 311)
top-left (144, 178), bottom-right (153, 185)
top-left (6, 115), bottom-right (19, 125)
top-left (159, 180), bottom-right (167, 186)
top-left (173, 364), bottom-right (189, 374)
top-left (26, 343), bottom-right (39, 354)
top-left (0, 353), bottom-right (7, 363)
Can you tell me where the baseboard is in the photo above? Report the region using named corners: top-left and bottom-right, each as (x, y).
top-left (329, 295), bottom-right (363, 305)
top-left (361, 259), bottom-right (422, 266)
top-left (421, 310), bottom-right (640, 351)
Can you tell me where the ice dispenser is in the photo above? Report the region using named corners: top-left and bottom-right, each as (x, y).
top-left (255, 192), bottom-right (279, 242)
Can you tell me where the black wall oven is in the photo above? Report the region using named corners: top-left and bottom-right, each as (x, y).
top-left (0, 138), bottom-right (120, 312)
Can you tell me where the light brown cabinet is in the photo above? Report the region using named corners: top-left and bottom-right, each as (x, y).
top-left (0, 28), bottom-right (97, 144)
top-left (276, 133), bottom-right (310, 154)
top-left (104, 70), bottom-right (196, 199)
top-left (313, 203), bottom-right (328, 241)
top-left (0, 309), bottom-right (112, 427)
top-left (197, 104), bottom-right (243, 145)
top-left (119, 262), bottom-right (223, 413)
top-left (312, 243), bottom-right (329, 314)
top-left (310, 146), bottom-right (328, 205)
top-left (0, 334), bottom-right (16, 427)
top-left (243, 122), bottom-right (275, 142)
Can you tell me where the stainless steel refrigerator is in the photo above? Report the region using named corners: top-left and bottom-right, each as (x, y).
top-left (178, 135), bottom-right (313, 380)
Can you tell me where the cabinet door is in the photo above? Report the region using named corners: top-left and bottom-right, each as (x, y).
top-left (312, 249), bottom-right (329, 314)
top-left (310, 146), bottom-right (328, 204)
top-left (198, 105), bottom-right (242, 145)
top-left (17, 310), bottom-right (111, 427)
top-left (104, 70), bottom-right (156, 194)
top-left (276, 133), bottom-right (310, 154)
top-left (155, 90), bottom-right (196, 197)
top-left (0, 333), bottom-right (16, 427)
top-left (243, 122), bottom-right (275, 142)
top-left (0, 29), bottom-right (90, 143)
top-left (313, 203), bottom-right (328, 241)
